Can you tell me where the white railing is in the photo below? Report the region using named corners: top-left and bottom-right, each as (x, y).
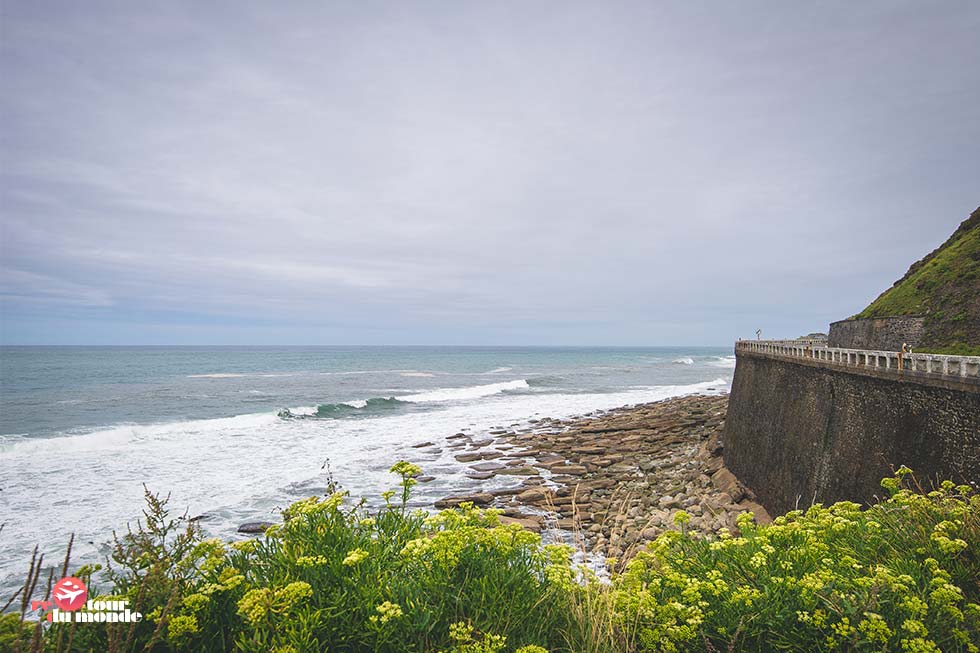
top-left (736, 340), bottom-right (980, 382)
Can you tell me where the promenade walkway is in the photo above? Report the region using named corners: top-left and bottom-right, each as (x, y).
top-left (736, 339), bottom-right (980, 383)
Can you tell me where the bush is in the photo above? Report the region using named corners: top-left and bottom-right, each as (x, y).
top-left (614, 468), bottom-right (980, 652)
top-left (6, 467), bottom-right (979, 652)
top-left (30, 462), bottom-right (576, 653)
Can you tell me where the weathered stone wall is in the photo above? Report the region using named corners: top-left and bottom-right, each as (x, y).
top-left (828, 316), bottom-right (925, 350)
top-left (724, 350), bottom-right (980, 516)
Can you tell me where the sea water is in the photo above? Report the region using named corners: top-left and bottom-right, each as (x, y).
top-left (0, 345), bottom-right (734, 595)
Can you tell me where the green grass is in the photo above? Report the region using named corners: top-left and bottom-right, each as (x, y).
top-left (856, 223), bottom-right (979, 320)
top-left (916, 344), bottom-right (980, 357)
top-left (5, 466), bottom-right (980, 653)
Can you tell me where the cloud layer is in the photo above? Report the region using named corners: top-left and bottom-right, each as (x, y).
top-left (2, 2), bottom-right (978, 344)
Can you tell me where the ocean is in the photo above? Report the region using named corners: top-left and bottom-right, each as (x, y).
top-left (0, 345), bottom-right (733, 595)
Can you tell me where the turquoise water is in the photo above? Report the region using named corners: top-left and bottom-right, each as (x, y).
top-left (0, 346), bottom-right (733, 594)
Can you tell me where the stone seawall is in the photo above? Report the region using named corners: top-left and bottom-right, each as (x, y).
top-left (724, 349), bottom-right (980, 516)
top-left (828, 316), bottom-right (925, 350)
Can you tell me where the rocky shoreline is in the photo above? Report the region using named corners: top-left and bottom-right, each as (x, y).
top-left (429, 393), bottom-right (770, 563)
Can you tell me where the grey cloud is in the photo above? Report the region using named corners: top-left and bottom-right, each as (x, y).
top-left (1, 1), bottom-right (978, 344)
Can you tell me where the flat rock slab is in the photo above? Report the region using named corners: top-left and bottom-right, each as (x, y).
top-left (470, 461), bottom-right (505, 472)
top-left (435, 493), bottom-right (494, 508)
top-left (238, 521), bottom-right (275, 534)
top-left (499, 515), bottom-right (544, 532)
top-left (549, 464), bottom-right (588, 475)
top-left (496, 466), bottom-right (539, 476)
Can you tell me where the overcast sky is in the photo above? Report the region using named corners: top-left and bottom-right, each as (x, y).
top-left (1, 2), bottom-right (978, 345)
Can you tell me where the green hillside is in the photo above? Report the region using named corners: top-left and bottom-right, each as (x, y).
top-left (855, 206), bottom-right (980, 355)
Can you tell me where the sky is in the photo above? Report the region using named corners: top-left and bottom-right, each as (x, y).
top-left (1, 1), bottom-right (978, 346)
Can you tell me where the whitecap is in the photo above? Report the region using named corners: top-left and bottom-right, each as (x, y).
top-left (706, 356), bottom-right (737, 369)
top-left (400, 380), bottom-right (529, 403)
top-left (1, 411), bottom-right (280, 456)
top-left (671, 357), bottom-right (694, 365)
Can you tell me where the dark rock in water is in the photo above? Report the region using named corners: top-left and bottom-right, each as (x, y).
top-left (412, 441), bottom-right (435, 448)
top-left (470, 461), bottom-right (505, 472)
top-left (416, 475), bottom-right (435, 483)
top-left (277, 408), bottom-right (294, 419)
top-left (497, 466), bottom-right (539, 476)
top-left (466, 471), bottom-right (495, 480)
top-left (188, 514), bottom-right (210, 522)
top-left (490, 487), bottom-right (525, 497)
top-left (434, 493), bottom-right (494, 508)
top-left (455, 451), bottom-right (502, 462)
top-left (238, 521), bottom-right (275, 534)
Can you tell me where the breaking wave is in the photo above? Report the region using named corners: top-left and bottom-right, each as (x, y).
top-left (400, 379), bottom-right (529, 403)
top-left (313, 396), bottom-right (405, 417)
top-left (671, 357), bottom-right (695, 365)
top-left (278, 380), bottom-right (533, 420)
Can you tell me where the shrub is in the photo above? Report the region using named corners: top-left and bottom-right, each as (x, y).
top-left (28, 462), bottom-right (570, 653)
top-left (613, 468), bottom-right (980, 652)
top-left (6, 467), bottom-right (979, 652)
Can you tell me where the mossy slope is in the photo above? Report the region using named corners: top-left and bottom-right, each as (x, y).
top-left (855, 206), bottom-right (980, 354)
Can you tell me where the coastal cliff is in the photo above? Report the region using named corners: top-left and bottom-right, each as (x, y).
top-left (832, 206), bottom-right (980, 354)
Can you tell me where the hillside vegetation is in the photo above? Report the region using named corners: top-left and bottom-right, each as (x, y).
top-left (855, 206), bottom-right (980, 354)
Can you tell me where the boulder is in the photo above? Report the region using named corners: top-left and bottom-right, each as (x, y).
top-left (710, 467), bottom-right (746, 502)
top-left (516, 488), bottom-right (555, 504)
top-left (736, 500), bottom-right (773, 525)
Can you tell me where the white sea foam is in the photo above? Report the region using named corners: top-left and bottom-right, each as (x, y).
top-left (672, 357), bottom-right (695, 365)
top-left (318, 369), bottom-right (416, 376)
top-left (400, 379), bottom-right (529, 403)
top-left (187, 373), bottom-right (247, 378)
top-left (484, 367), bottom-right (513, 374)
top-left (400, 372), bottom-right (435, 377)
top-left (707, 356), bottom-right (737, 369)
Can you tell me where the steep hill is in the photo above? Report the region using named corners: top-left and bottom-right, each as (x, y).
top-left (854, 206), bottom-right (980, 354)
